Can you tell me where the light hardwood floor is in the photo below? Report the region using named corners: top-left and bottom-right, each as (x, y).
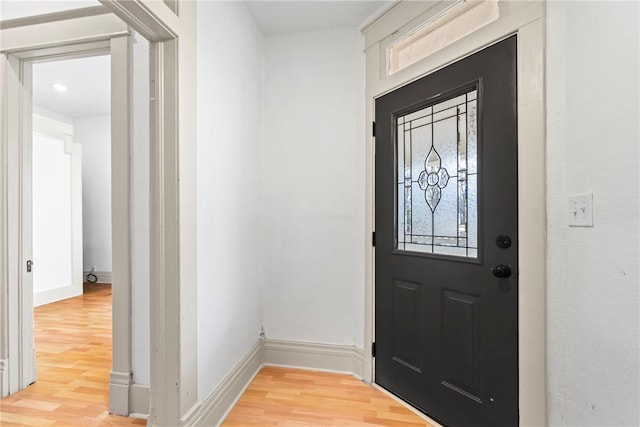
top-left (223, 366), bottom-right (432, 426)
top-left (2, 284), bottom-right (431, 426)
top-left (0, 283), bottom-right (146, 427)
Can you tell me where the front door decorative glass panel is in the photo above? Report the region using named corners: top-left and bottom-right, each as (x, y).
top-left (396, 89), bottom-right (478, 257)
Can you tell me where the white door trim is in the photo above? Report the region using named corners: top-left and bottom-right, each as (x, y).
top-left (109, 33), bottom-right (134, 416)
top-left (98, 2), bottom-right (198, 425)
top-left (0, 13), bottom-right (128, 53)
top-left (362, 1), bottom-right (547, 425)
top-left (0, 49), bottom-right (37, 395)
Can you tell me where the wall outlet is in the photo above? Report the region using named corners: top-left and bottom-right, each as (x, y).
top-left (91, 264), bottom-right (97, 271)
top-left (569, 193), bottom-right (593, 227)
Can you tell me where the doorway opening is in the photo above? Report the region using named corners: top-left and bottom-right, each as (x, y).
top-left (1, 3), bottom-right (189, 424)
top-left (30, 53), bottom-right (116, 419)
top-left (0, 28), bottom-right (151, 423)
top-left (32, 55), bottom-right (111, 306)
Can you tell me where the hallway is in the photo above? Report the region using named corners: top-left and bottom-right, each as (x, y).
top-left (0, 284), bottom-right (145, 426)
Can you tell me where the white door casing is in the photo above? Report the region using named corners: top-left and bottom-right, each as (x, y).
top-left (2, 50), bottom-right (36, 393)
top-left (0, 2), bottom-right (197, 425)
top-left (108, 34), bottom-right (134, 416)
top-left (98, 2), bottom-right (198, 424)
top-left (362, 1), bottom-right (547, 426)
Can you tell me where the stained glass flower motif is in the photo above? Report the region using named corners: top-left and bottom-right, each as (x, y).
top-left (417, 146), bottom-right (449, 211)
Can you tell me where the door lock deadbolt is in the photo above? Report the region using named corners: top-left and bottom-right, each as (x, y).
top-left (496, 235), bottom-right (512, 249)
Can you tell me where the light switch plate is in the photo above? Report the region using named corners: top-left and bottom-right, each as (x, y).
top-left (569, 193), bottom-right (593, 227)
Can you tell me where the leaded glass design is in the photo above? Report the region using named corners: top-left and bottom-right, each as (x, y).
top-left (396, 89), bottom-right (478, 258)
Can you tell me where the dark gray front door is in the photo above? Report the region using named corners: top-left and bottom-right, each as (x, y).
top-left (374, 36), bottom-right (518, 427)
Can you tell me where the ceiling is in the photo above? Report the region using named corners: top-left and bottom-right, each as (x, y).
top-left (1, 0), bottom-right (392, 33)
top-left (244, 1), bottom-right (392, 36)
top-left (32, 55), bottom-right (111, 120)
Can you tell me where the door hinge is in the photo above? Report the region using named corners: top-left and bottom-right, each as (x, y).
top-left (372, 231), bottom-right (376, 247)
top-left (372, 121), bottom-right (376, 138)
top-left (372, 342), bottom-right (376, 357)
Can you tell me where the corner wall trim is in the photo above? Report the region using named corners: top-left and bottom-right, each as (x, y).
top-left (186, 340), bottom-right (263, 427)
top-left (263, 339), bottom-right (364, 378)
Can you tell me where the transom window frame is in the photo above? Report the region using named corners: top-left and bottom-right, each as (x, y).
top-left (383, 0), bottom-right (500, 76)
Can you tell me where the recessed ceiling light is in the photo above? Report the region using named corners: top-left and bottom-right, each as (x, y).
top-left (53, 83), bottom-right (67, 92)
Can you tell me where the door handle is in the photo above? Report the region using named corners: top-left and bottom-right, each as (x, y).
top-left (26, 260), bottom-right (33, 273)
top-left (491, 264), bottom-right (511, 278)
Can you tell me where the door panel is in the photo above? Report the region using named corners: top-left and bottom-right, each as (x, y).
top-left (391, 279), bottom-right (422, 371)
top-left (375, 36), bottom-right (518, 426)
top-left (32, 115), bottom-right (83, 307)
top-left (441, 289), bottom-right (481, 400)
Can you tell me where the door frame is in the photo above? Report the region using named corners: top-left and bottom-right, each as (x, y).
top-left (0, 2), bottom-right (197, 425)
top-left (1, 18), bottom-right (134, 413)
top-left (362, 1), bottom-right (546, 425)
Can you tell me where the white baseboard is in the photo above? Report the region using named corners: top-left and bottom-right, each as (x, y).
top-left (129, 383), bottom-right (150, 418)
top-left (84, 270), bottom-right (112, 283)
top-left (109, 371), bottom-right (150, 418)
top-left (34, 284), bottom-right (82, 307)
top-left (263, 339), bottom-right (364, 378)
top-left (0, 359), bottom-right (8, 398)
top-left (109, 371), bottom-right (132, 416)
top-left (186, 340), bottom-right (263, 427)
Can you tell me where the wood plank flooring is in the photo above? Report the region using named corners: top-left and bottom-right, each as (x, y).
top-left (0, 283), bottom-right (146, 426)
top-left (3, 284), bottom-right (431, 426)
top-left (223, 366), bottom-right (433, 426)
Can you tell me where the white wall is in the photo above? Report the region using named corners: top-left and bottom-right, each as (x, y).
top-left (75, 115), bottom-right (112, 274)
top-left (546, 2), bottom-right (639, 426)
top-left (196, 1), bottom-right (264, 400)
top-left (261, 29), bottom-right (365, 348)
top-left (131, 32), bottom-right (150, 386)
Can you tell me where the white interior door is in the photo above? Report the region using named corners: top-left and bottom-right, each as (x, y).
top-left (32, 115), bottom-right (83, 307)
